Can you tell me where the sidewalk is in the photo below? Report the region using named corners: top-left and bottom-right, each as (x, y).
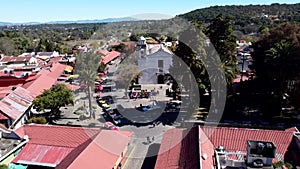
top-left (55, 91), bottom-right (105, 127)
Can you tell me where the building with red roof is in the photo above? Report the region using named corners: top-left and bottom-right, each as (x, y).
top-left (96, 49), bottom-right (110, 56)
top-left (11, 124), bottom-right (133, 169)
top-left (0, 68), bottom-right (37, 87)
top-left (155, 126), bottom-right (300, 169)
top-left (155, 127), bottom-right (200, 169)
top-left (0, 87), bottom-right (35, 129)
top-left (0, 56), bottom-right (37, 67)
top-left (22, 63), bottom-right (67, 97)
top-left (101, 51), bottom-right (121, 65)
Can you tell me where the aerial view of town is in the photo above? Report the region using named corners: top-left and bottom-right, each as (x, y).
top-left (0, 0), bottom-right (300, 169)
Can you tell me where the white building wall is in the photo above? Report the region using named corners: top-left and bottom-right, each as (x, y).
top-left (138, 49), bottom-right (173, 84)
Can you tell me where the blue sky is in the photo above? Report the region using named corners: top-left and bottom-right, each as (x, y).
top-left (1, 0), bottom-right (299, 22)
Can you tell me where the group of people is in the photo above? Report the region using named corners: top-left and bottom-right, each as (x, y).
top-left (146, 136), bottom-right (155, 143)
top-left (129, 90), bottom-right (151, 99)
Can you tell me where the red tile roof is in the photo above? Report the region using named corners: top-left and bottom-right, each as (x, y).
top-left (0, 87), bottom-right (35, 120)
top-left (47, 63), bottom-right (67, 79)
top-left (101, 51), bottom-right (120, 64)
top-left (199, 128), bottom-right (215, 169)
top-left (22, 63), bottom-right (67, 96)
top-left (12, 125), bottom-right (99, 167)
top-left (0, 56), bottom-right (31, 63)
top-left (13, 143), bottom-right (74, 167)
top-left (14, 124), bottom-right (99, 147)
top-left (0, 113), bottom-right (8, 120)
top-left (155, 127), bottom-right (200, 169)
top-left (0, 85), bottom-right (21, 98)
top-left (201, 126), bottom-right (296, 162)
top-left (64, 130), bottom-right (132, 169)
top-left (13, 124), bottom-right (133, 168)
top-left (48, 56), bottom-right (63, 64)
top-left (96, 49), bottom-right (110, 56)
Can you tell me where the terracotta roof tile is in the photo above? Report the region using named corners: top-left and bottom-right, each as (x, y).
top-left (101, 51), bottom-right (120, 64)
top-left (155, 127), bottom-right (200, 169)
top-left (64, 130), bottom-right (132, 169)
top-left (12, 143), bottom-right (74, 167)
top-left (15, 124), bottom-right (99, 147)
top-left (13, 124), bottom-right (132, 168)
top-left (0, 87), bottom-right (35, 120)
top-left (0, 56), bottom-right (31, 63)
top-left (22, 63), bottom-right (66, 97)
top-left (201, 126), bottom-right (295, 163)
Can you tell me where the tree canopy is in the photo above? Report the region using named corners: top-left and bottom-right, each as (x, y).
top-left (74, 51), bottom-right (102, 118)
top-left (252, 23), bottom-right (300, 94)
top-left (33, 84), bottom-right (73, 113)
top-left (178, 3), bottom-right (300, 34)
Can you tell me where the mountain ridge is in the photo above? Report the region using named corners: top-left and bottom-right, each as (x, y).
top-left (0, 17), bottom-right (139, 26)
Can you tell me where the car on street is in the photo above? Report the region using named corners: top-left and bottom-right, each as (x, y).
top-left (102, 95), bottom-right (114, 104)
top-left (104, 121), bottom-right (118, 130)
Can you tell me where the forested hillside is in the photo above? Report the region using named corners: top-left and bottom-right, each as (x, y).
top-left (178, 3), bottom-right (300, 33)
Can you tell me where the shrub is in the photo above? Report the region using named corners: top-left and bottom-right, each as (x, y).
top-left (27, 117), bottom-right (47, 124)
top-left (273, 161), bottom-right (293, 169)
top-left (0, 165), bottom-right (8, 169)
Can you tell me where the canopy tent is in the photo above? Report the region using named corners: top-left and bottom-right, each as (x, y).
top-left (68, 74), bottom-right (79, 79)
top-left (64, 66), bottom-right (74, 72)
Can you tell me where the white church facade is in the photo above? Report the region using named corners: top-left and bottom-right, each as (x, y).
top-left (136, 36), bottom-right (173, 84)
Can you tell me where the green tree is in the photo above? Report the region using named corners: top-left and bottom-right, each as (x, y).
top-left (36, 38), bottom-right (56, 52)
top-left (171, 21), bottom-right (208, 93)
top-left (265, 41), bottom-right (299, 92)
top-left (33, 84), bottom-right (73, 116)
top-left (205, 14), bottom-right (239, 85)
top-left (252, 23), bottom-right (300, 93)
top-left (74, 51), bottom-right (101, 119)
top-left (0, 164), bottom-right (8, 169)
top-left (115, 58), bottom-right (142, 90)
top-left (0, 37), bottom-right (17, 55)
top-left (111, 43), bottom-right (126, 52)
top-left (27, 116), bottom-right (47, 124)
top-left (250, 23), bottom-right (300, 117)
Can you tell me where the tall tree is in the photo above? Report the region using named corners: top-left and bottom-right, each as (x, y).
top-left (252, 23), bottom-right (300, 94)
top-left (114, 57), bottom-right (142, 91)
top-left (251, 23), bottom-right (300, 116)
top-left (171, 21), bottom-right (208, 93)
top-left (205, 14), bottom-right (239, 85)
top-left (265, 41), bottom-right (299, 93)
top-left (74, 51), bottom-right (101, 119)
top-left (33, 84), bottom-right (73, 116)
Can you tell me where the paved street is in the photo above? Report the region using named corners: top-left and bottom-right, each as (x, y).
top-left (120, 124), bottom-right (174, 169)
top-left (53, 57), bottom-right (194, 169)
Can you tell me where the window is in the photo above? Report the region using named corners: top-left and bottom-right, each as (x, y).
top-left (158, 60), bottom-right (163, 68)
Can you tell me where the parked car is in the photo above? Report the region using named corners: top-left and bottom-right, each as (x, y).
top-left (102, 95), bottom-right (114, 104)
top-left (136, 104), bottom-right (160, 112)
top-left (142, 104), bottom-right (160, 111)
top-left (105, 109), bottom-right (124, 126)
top-left (104, 122), bottom-right (118, 130)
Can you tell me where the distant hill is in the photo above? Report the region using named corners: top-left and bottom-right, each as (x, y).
top-left (0, 22), bottom-right (14, 26)
top-left (0, 17), bottom-right (138, 26)
top-left (177, 3), bottom-right (300, 33)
